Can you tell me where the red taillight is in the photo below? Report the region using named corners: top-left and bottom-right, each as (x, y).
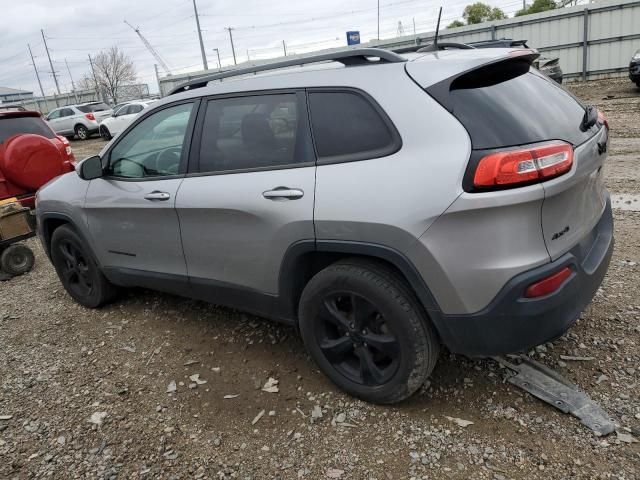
top-left (473, 141), bottom-right (573, 189)
top-left (597, 110), bottom-right (609, 130)
top-left (524, 267), bottom-right (572, 298)
top-left (85, 113), bottom-right (96, 121)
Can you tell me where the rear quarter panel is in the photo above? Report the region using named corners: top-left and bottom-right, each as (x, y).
top-left (313, 66), bottom-right (471, 253)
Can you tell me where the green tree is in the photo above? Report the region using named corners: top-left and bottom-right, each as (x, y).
top-left (516, 0), bottom-right (557, 17)
top-left (448, 19), bottom-right (465, 28)
top-left (463, 2), bottom-right (507, 24)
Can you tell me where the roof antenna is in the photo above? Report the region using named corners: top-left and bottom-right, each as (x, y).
top-left (433, 6), bottom-right (443, 51)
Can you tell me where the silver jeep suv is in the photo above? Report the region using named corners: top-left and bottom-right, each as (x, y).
top-left (46, 102), bottom-right (113, 140)
top-left (36, 48), bottom-right (613, 403)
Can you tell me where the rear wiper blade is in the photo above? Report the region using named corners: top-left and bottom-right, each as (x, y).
top-left (581, 104), bottom-right (598, 131)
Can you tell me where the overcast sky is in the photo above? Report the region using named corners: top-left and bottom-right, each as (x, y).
top-left (0, 0), bottom-right (526, 96)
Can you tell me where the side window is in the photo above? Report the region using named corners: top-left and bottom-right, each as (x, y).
top-left (62, 108), bottom-right (75, 117)
top-left (128, 104), bottom-right (144, 115)
top-left (114, 105), bottom-right (128, 116)
top-left (47, 110), bottom-right (61, 120)
top-left (197, 93), bottom-right (312, 173)
top-left (308, 91), bottom-right (399, 162)
top-left (107, 102), bottom-right (194, 179)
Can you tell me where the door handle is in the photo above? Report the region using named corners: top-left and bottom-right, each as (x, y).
top-left (144, 191), bottom-right (171, 201)
top-left (262, 187), bottom-right (304, 200)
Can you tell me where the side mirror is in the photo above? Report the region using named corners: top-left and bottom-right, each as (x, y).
top-left (77, 155), bottom-right (103, 180)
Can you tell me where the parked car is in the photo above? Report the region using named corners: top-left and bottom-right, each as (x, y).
top-left (630, 48), bottom-right (640, 87)
top-left (468, 39), bottom-right (563, 83)
top-left (36, 47), bottom-right (612, 404)
top-left (45, 102), bottom-right (113, 140)
top-left (0, 110), bottom-right (75, 209)
top-left (99, 100), bottom-right (157, 140)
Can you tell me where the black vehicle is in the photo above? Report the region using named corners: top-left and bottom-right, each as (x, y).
top-left (630, 49), bottom-right (640, 87)
top-left (468, 39), bottom-right (563, 84)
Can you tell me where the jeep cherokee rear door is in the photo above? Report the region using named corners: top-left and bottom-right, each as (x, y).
top-left (175, 91), bottom-right (316, 309)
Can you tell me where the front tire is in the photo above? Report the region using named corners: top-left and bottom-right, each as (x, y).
top-left (298, 260), bottom-right (439, 404)
top-left (50, 225), bottom-right (117, 308)
top-left (75, 125), bottom-right (89, 141)
top-left (100, 126), bottom-right (112, 141)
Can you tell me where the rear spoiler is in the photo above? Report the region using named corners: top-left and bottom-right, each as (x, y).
top-left (424, 50), bottom-right (539, 113)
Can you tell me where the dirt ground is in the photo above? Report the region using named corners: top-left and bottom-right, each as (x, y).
top-left (1, 78), bottom-right (639, 480)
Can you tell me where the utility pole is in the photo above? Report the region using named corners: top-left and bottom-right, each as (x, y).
top-left (154, 64), bottom-right (162, 96)
top-left (27, 44), bottom-right (46, 99)
top-left (282, 40), bottom-right (287, 56)
top-left (246, 49), bottom-right (250, 62)
top-left (41, 29), bottom-right (61, 95)
top-left (192, 0), bottom-right (208, 70)
top-left (88, 54), bottom-right (101, 102)
top-left (213, 48), bottom-right (222, 70)
top-left (65, 59), bottom-right (79, 102)
top-left (377, 0), bottom-right (380, 40)
top-left (226, 27), bottom-right (237, 65)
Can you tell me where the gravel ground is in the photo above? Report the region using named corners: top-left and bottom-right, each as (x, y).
top-left (1, 78), bottom-right (639, 479)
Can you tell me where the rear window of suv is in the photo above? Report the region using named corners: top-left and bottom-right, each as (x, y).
top-left (438, 60), bottom-right (597, 149)
top-left (0, 116), bottom-right (55, 144)
top-left (77, 103), bottom-right (110, 113)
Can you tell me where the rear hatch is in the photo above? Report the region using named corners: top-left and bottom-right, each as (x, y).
top-left (77, 102), bottom-right (113, 122)
top-left (407, 52), bottom-right (608, 260)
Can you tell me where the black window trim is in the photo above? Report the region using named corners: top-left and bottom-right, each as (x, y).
top-left (101, 98), bottom-right (201, 182)
top-left (185, 88), bottom-right (315, 178)
top-left (306, 86), bottom-right (402, 166)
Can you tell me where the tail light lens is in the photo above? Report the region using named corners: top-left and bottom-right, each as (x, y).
top-left (597, 110), bottom-right (609, 130)
top-left (85, 113), bottom-right (96, 121)
top-left (473, 141), bottom-right (573, 189)
top-left (56, 134), bottom-right (74, 159)
top-left (524, 266), bottom-right (572, 298)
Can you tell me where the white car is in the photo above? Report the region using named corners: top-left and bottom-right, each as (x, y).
top-left (98, 101), bottom-right (156, 140)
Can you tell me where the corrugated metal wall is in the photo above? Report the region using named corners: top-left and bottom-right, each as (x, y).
top-left (160, 0), bottom-right (640, 94)
top-left (430, 0), bottom-right (640, 80)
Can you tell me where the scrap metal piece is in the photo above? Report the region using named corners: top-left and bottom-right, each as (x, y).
top-left (493, 354), bottom-right (616, 436)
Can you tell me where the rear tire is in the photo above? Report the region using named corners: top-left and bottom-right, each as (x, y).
top-left (100, 126), bottom-right (112, 141)
top-left (0, 244), bottom-right (35, 276)
top-left (50, 225), bottom-right (117, 308)
top-left (75, 125), bottom-right (89, 141)
top-left (298, 259), bottom-right (439, 404)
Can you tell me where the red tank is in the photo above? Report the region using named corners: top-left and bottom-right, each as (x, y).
top-left (0, 111), bottom-right (76, 209)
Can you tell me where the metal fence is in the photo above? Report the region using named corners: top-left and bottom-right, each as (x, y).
top-left (6, 84), bottom-right (151, 114)
top-left (159, 0), bottom-right (640, 95)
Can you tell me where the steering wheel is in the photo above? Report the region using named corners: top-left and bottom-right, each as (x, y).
top-left (156, 147), bottom-right (182, 174)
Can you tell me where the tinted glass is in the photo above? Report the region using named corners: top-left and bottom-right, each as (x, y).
top-left (61, 109), bottom-right (75, 117)
top-left (107, 102), bottom-right (194, 178)
top-left (308, 91), bottom-right (395, 160)
top-left (0, 116), bottom-right (56, 143)
top-left (198, 93), bottom-right (311, 172)
top-left (447, 61), bottom-right (596, 149)
top-left (77, 103), bottom-right (110, 113)
top-left (114, 105), bottom-right (128, 116)
top-left (128, 104), bottom-right (144, 115)
top-left (47, 110), bottom-right (61, 120)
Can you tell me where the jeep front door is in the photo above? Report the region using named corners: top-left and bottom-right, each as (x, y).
top-left (84, 101), bottom-right (197, 291)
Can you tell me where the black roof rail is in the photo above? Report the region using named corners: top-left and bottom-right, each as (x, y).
top-left (168, 48), bottom-right (406, 96)
top-left (417, 42), bottom-right (475, 53)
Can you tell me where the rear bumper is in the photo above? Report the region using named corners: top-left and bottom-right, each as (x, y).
top-left (435, 199), bottom-right (613, 357)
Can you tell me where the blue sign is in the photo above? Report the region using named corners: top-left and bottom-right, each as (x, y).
top-left (346, 31), bottom-right (361, 46)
